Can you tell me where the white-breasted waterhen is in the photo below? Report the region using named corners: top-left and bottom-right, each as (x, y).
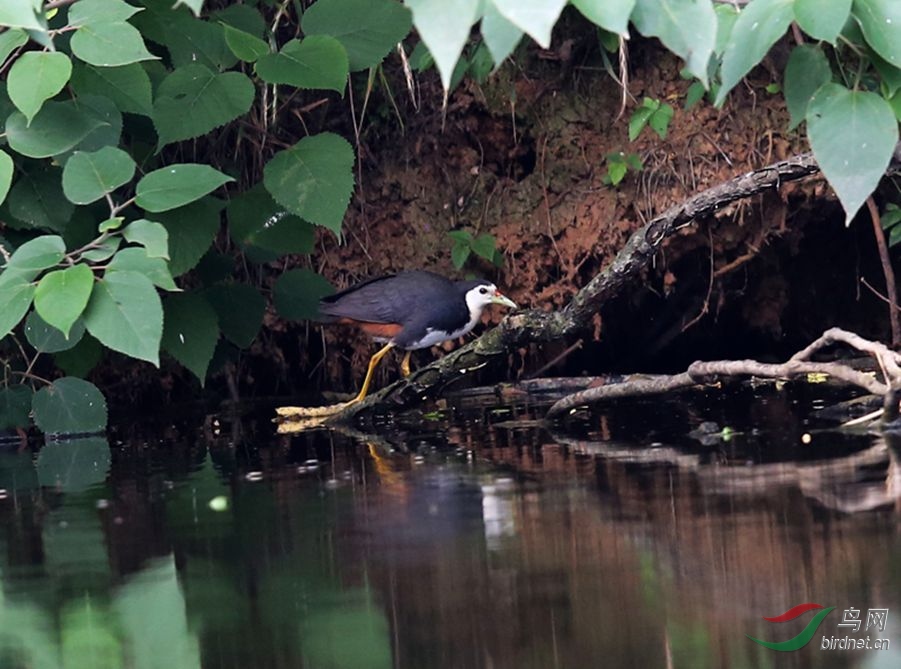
top-left (319, 270), bottom-right (517, 404)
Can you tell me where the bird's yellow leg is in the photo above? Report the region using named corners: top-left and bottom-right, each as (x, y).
top-left (274, 343), bottom-right (394, 424)
top-left (400, 350), bottom-right (412, 377)
top-left (352, 343), bottom-right (394, 403)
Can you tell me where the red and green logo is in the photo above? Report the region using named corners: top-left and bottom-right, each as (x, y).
top-left (747, 603), bottom-right (835, 651)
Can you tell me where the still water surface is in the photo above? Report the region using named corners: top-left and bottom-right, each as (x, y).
top-left (0, 384), bottom-right (899, 668)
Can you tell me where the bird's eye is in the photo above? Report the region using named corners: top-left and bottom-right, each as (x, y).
top-left (479, 287), bottom-right (488, 295)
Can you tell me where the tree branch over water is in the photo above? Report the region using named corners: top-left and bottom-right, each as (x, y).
top-left (277, 144), bottom-right (901, 427)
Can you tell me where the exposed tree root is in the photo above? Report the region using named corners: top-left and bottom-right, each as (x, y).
top-left (276, 145), bottom-right (901, 430)
top-left (546, 327), bottom-right (901, 424)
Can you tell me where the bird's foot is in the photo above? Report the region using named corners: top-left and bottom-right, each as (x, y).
top-left (274, 400), bottom-right (358, 432)
top-left (274, 400), bottom-right (356, 419)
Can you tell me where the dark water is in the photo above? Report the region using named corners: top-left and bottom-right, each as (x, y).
top-left (0, 384), bottom-right (899, 669)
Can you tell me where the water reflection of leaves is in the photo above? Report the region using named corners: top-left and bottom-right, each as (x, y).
top-left (36, 436), bottom-right (111, 493)
top-left (61, 597), bottom-right (122, 669)
top-left (0, 447), bottom-right (38, 492)
top-left (300, 594), bottom-right (392, 669)
top-left (0, 557), bottom-right (200, 669)
top-left (114, 557), bottom-right (202, 669)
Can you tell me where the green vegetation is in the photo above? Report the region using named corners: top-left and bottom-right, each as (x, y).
top-left (605, 151), bottom-right (643, 186)
top-left (628, 97), bottom-right (673, 141)
top-left (1, 0), bottom-right (900, 434)
top-left (448, 230), bottom-right (503, 270)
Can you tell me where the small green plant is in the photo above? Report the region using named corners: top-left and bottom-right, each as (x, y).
top-left (881, 202), bottom-right (901, 246)
top-left (684, 81), bottom-right (707, 110)
top-left (448, 230), bottom-right (503, 269)
top-left (604, 151), bottom-right (643, 186)
top-left (629, 97), bottom-right (674, 141)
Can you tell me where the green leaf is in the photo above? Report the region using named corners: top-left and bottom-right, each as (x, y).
top-left (0, 385), bottom-right (32, 430)
top-left (301, 0), bottom-right (413, 71)
top-left (7, 169), bottom-right (73, 232)
top-left (0, 273), bottom-right (34, 340)
top-left (153, 65), bottom-right (255, 148)
top-left (715, 0), bottom-right (795, 106)
top-left (8, 52), bottom-right (72, 124)
top-left (122, 219), bottom-right (169, 259)
top-left (447, 230), bottom-right (473, 243)
top-left (714, 3), bottom-right (739, 56)
top-left (153, 198), bottom-right (222, 276)
top-left (607, 160), bottom-right (627, 185)
top-left (685, 81), bottom-right (706, 109)
top-left (784, 44), bottom-right (832, 131)
top-left (632, 0), bottom-right (717, 88)
top-left (24, 311), bottom-right (85, 353)
top-left (54, 333), bottom-right (103, 378)
top-left (176, 0), bottom-right (204, 17)
top-left (480, 3), bottom-right (523, 66)
top-left (62, 147), bottom-right (136, 205)
top-left (213, 4), bottom-right (265, 36)
top-left (0, 149), bottom-right (12, 206)
top-left (649, 103), bottom-right (674, 139)
top-left (70, 63), bottom-right (153, 117)
top-left (874, 52), bottom-right (901, 98)
top-left (406, 0), bottom-right (479, 91)
top-left (490, 0), bottom-right (566, 49)
top-left (161, 292), bottom-right (219, 384)
top-left (135, 163), bottom-right (233, 213)
top-left (794, 0), bottom-right (851, 43)
top-left (204, 283), bottom-right (264, 348)
top-left (107, 247), bottom-right (178, 291)
top-left (5, 234), bottom-right (65, 275)
top-left (255, 36), bottom-right (349, 93)
top-left (890, 221), bottom-right (901, 246)
top-left (146, 14), bottom-right (236, 71)
top-left (6, 101), bottom-right (104, 158)
top-left (71, 21), bottom-right (158, 67)
top-left (81, 237), bottom-right (121, 262)
top-left (195, 251), bottom-right (233, 285)
top-left (853, 0), bottom-right (901, 68)
top-left (629, 103), bottom-right (655, 141)
top-left (409, 41), bottom-right (434, 71)
top-left (263, 133), bottom-right (355, 233)
top-left (32, 378), bottom-right (107, 435)
top-left (451, 242), bottom-right (470, 269)
top-left (889, 88), bottom-right (901, 121)
top-left (222, 23), bottom-right (269, 62)
top-left (571, 0), bottom-right (635, 35)
top-left (0, 0), bottom-right (43, 30)
top-left (807, 83), bottom-right (899, 223)
top-left (99, 217), bottom-right (125, 233)
top-left (226, 186), bottom-right (315, 255)
top-left (471, 233), bottom-right (496, 261)
top-left (34, 264), bottom-right (94, 338)
top-left (68, 94), bottom-right (122, 155)
top-left (273, 268), bottom-right (334, 320)
top-left (0, 29), bottom-right (28, 66)
top-left (69, 0), bottom-right (141, 26)
top-left (83, 271), bottom-right (163, 365)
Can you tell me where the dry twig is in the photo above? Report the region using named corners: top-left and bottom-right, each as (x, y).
top-left (546, 327), bottom-right (901, 424)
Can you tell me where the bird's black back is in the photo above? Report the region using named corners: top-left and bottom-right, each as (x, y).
top-left (318, 271), bottom-right (463, 324)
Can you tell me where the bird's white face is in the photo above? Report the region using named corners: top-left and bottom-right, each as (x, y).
top-left (464, 283), bottom-right (517, 317)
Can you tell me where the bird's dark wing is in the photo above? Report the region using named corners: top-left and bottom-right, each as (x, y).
top-left (318, 272), bottom-right (453, 324)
